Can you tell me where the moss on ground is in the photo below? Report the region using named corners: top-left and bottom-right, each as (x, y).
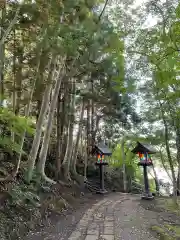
top-left (151, 224), bottom-right (180, 240)
top-left (156, 198), bottom-right (180, 214)
top-left (164, 224), bottom-right (180, 237)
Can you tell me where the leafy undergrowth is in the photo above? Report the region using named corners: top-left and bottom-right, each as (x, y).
top-left (0, 181), bottom-right (89, 240)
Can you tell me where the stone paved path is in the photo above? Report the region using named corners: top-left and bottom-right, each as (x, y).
top-left (67, 193), bottom-right (158, 240)
top-left (27, 193), bottom-right (158, 240)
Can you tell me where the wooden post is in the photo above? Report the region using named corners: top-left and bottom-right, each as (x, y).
top-left (142, 165), bottom-right (153, 200)
top-left (95, 162), bottom-right (107, 194)
top-left (143, 165), bottom-right (149, 194)
top-left (99, 164), bottom-right (104, 191)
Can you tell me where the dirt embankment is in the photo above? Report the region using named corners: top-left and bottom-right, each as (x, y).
top-left (0, 181), bottom-right (102, 240)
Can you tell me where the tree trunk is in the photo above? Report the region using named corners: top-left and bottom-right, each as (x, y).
top-left (70, 99), bottom-right (85, 177)
top-left (56, 80), bottom-right (67, 174)
top-left (60, 92), bottom-right (67, 163)
top-left (84, 133), bottom-right (88, 182)
top-left (91, 78), bottom-right (95, 150)
top-left (160, 101), bottom-right (177, 204)
top-left (37, 65), bottom-right (65, 183)
top-left (164, 120), bottom-right (177, 201)
top-left (92, 115), bottom-right (101, 142)
top-left (15, 66), bottom-right (39, 175)
top-left (36, 100), bottom-right (42, 122)
top-left (152, 164), bottom-right (160, 195)
top-left (11, 28), bottom-right (16, 142)
top-left (15, 45), bottom-right (23, 115)
top-left (86, 100), bottom-right (91, 165)
top-left (176, 129), bottom-right (180, 195)
top-left (26, 57), bottom-right (58, 183)
top-left (56, 91), bottom-right (61, 177)
top-left (61, 79), bottom-right (75, 181)
top-left (121, 137), bottom-right (127, 192)
top-left (160, 89), bottom-right (180, 196)
top-left (0, 5), bottom-right (5, 105)
top-left (60, 82), bottom-right (69, 162)
top-left (159, 147), bottom-right (172, 181)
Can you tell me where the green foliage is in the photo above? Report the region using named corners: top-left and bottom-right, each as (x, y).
top-left (0, 137), bottom-right (25, 155)
top-left (0, 1), bottom-right (179, 238)
top-left (110, 138), bottom-right (159, 192)
top-left (110, 142), bottom-right (137, 184)
top-left (0, 107), bottom-right (35, 136)
top-left (111, 143), bottom-right (136, 168)
top-left (0, 107), bottom-right (34, 154)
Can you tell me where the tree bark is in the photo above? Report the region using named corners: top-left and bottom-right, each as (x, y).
top-left (37, 64), bottom-right (65, 183)
top-left (56, 90), bottom-right (62, 178)
top-left (176, 129), bottom-right (180, 195)
top-left (92, 115), bottom-right (101, 142)
top-left (61, 79), bottom-right (75, 181)
top-left (121, 137), bottom-right (127, 192)
top-left (70, 99), bottom-right (85, 176)
top-left (15, 45), bottom-right (23, 115)
top-left (86, 100), bottom-right (91, 164)
top-left (60, 92), bottom-right (67, 163)
top-left (36, 100), bottom-right (42, 122)
top-left (91, 77), bottom-right (95, 150)
top-left (152, 163), bottom-right (160, 194)
top-left (0, 5), bottom-right (5, 105)
top-left (11, 29), bottom-right (16, 142)
top-left (159, 100), bottom-right (177, 204)
top-left (84, 133), bottom-right (88, 182)
top-left (56, 87), bottom-right (65, 179)
top-left (26, 57), bottom-right (58, 183)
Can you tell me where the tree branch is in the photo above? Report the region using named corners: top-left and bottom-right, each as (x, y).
top-left (98, 0), bottom-right (109, 21)
top-left (0, 6), bottom-right (21, 47)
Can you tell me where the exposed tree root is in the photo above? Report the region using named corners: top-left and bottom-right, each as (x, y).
top-left (70, 171), bottom-right (84, 186)
top-left (42, 173), bottom-right (57, 185)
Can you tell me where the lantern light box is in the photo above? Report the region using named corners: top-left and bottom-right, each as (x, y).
top-left (93, 142), bottom-right (112, 164)
top-left (92, 142), bottom-right (112, 194)
top-left (138, 152), bottom-right (152, 166)
top-left (131, 142), bottom-right (157, 200)
top-left (97, 154), bottom-right (105, 163)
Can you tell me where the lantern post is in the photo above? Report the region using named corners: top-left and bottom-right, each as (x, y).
top-left (93, 142), bottom-right (112, 194)
top-left (131, 142), bottom-right (157, 200)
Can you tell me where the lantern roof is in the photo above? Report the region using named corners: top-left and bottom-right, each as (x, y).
top-left (131, 141), bottom-right (157, 154)
top-left (94, 142), bottom-right (112, 156)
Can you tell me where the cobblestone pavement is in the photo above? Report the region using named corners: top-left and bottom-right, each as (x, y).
top-left (27, 193), bottom-right (158, 240)
top-left (67, 193), bottom-right (158, 240)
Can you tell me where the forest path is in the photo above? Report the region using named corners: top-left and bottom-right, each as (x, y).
top-left (26, 193), bottom-right (158, 240)
top-left (67, 193), bottom-right (157, 240)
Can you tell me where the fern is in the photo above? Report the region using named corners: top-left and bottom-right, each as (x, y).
top-left (0, 137), bottom-right (26, 155)
top-left (0, 106), bottom-right (35, 154)
top-left (8, 184), bottom-right (41, 207)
